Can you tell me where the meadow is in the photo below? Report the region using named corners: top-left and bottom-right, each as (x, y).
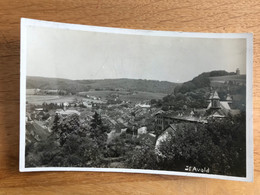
top-left (79, 90), bottom-right (167, 103)
top-left (26, 95), bottom-right (104, 105)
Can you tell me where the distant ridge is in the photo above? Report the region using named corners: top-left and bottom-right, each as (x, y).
top-left (27, 76), bottom-right (179, 94)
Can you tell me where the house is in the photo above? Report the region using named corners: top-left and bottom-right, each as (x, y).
top-left (154, 90), bottom-right (238, 131)
top-left (154, 110), bottom-right (207, 132)
top-left (151, 109), bottom-right (165, 117)
top-left (137, 126), bottom-right (147, 137)
top-left (83, 101), bottom-right (92, 108)
top-left (155, 124), bottom-right (177, 157)
top-left (63, 102), bottom-right (69, 107)
top-left (135, 103), bottom-right (151, 108)
top-left (35, 108), bottom-right (43, 111)
top-left (56, 109), bottom-right (80, 116)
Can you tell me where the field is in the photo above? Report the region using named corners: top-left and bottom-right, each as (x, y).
top-left (120, 91), bottom-right (167, 102)
top-left (209, 74), bottom-right (246, 83)
top-left (79, 90), bottom-right (167, 103)
top-left (26, 89), bottom-right (165, 105)
top-left (26, 95), bottom-right (104, 105)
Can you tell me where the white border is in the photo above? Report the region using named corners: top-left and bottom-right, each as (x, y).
top-left (20, 18), bottom-right (254, 182)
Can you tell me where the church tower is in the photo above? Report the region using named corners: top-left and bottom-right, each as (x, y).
top-left (210, 91), bottom-right (220, 109)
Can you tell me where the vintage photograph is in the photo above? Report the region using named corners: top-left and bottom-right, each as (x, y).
top-left (20, 19), bottom-right (253, 181)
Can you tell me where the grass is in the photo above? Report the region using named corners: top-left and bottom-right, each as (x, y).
top-left (120, 91), bottom-right (166, 102)
top-left (26, 89), bottom-right (167, 105)
top-left (209, 74), bottom-right (246, 83)
top-left (79, 90), bottom-right (167, 103)
top-left (26, 95), bottom-right (104, 105)
top-left (27, 95), bottom-right (75, 105)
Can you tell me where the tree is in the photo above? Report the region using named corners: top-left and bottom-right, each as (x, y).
top-left (105, 137), bottom-right (126, 158)
top-left (155, 113), bottom-right (246, 177)
top-left (156, 123), bottom-right (215, 171)
top-left (58, 114), bottom-right (81, 146)
top-left (90, 112), bottom-right (102, 129)
top-left (126, 139), bottom-right (157, 169)
top-left (89, 112), bottom-right (110, 154)
top-left (206, 112), bottom-right (246, 176)
top-left (51, 114), bottom-right (61, 134)
top-left (150, 99), bottom-right (157, 105)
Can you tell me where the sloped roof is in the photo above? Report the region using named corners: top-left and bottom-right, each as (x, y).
top-left (156, 127), bottom-right (174, 147)
top-left (226, 94), bottom-right (232, 101)
top-left (211, 111), bottom-right (226, 118)
top-left (220, 101), bottom-right (231, 110)
top-left (206, 109), bottom-right (227, 118)
top-left (158, 110), bottom-right (206, 123)
top-left (207, 101), bottom-right (230, 111)
top-left (155, 124), bottom-right (177, 157)
top-left (169, 124), bottom-right (177, 131)
top-left (153, 110), bottom-right (165, 116)
top-left (208, 92), bottom-right (213, 100)
top-left (212, 91), bottom-right (220, 99)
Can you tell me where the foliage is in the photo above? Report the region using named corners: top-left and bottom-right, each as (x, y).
top-left (154, 89), bottom-right (208, 111)
top-left (156, 113), bottom-right (246, 176)
top-left (105, 137), bottom-right (127, 158)
top-left (89, 112), bottom-right (110, 150)
top-left (126, 139), bottom-right (158, 169)
top-left (154, 70), bottom-right (238, 111)
top-left (26, 112), bottom-right (110, 168)
top-left (206, 112), bottom-right (246, 176)
top-left (157, 123), bottom-right (215, 171)
top-left (51, 113), bottom-right (60, 134)
top-left (42, 102), bottom-right (63, 111)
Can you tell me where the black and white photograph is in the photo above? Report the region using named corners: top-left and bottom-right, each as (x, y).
top-left (20, 18), bottom-right (253, 181)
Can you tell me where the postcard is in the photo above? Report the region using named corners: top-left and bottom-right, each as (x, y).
top-left (20, 18), bottom-right (253, 181)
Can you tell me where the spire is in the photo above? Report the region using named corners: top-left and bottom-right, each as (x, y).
top-left (226, 94), bottom-right (232, 104)
top-left (212, 91), bottom-right (220, 100)
top-left (209, 91), bottom-right (220, 109)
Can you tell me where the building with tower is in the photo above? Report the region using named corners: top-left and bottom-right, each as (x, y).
top-left (236, 68), bottom-right (240, 75)
top-left (206, 91), bottom-right (236, 118)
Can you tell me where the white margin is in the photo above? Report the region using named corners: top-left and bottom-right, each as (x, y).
top-left (19, 18), bottom-right (254, 182)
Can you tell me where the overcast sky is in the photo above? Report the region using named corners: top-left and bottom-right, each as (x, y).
top-left (26, 26), bottom-right (246, 83)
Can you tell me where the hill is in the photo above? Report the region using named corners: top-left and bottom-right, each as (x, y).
top-left (209, 74), bottom-right (246, 85)
top-left (174, 70), bottom-right (237, 94)
top-left (154, 70), bottom-right (245, 111)
top-left (27, 76), bottom-right (178, 94)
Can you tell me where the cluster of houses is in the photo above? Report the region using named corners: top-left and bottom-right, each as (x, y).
top-left (154, 91), bottom-right (239, 132)
top-left (154, 90), bottom-right (241, 157)
top-left (26, 93), bottom-right (156, 144)
top-left (26, 83), bottom-right (242, 162)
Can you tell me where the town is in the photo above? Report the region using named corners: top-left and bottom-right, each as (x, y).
top-left (25, 69), bottom-right (247, 177)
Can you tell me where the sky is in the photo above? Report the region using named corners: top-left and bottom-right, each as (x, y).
top-left (26, 26), bottom-right (247, 83)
